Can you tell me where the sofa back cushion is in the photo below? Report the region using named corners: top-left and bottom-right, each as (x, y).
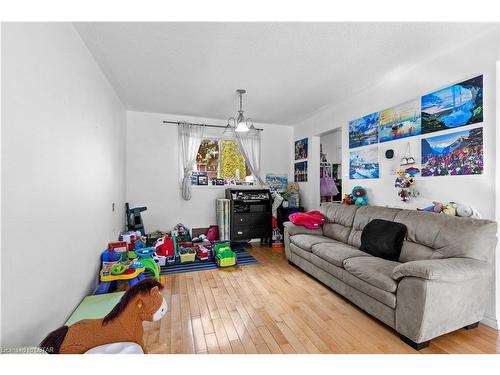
top-left (348, 206), bottom-right (400, 248)
top-left (320, 204), bottom-right (359, 243)
top-left (394, 210), bottom-right (497, 263)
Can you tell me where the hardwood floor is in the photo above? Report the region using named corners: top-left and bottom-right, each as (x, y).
top-left (143, 245), bottom-right (500, 354)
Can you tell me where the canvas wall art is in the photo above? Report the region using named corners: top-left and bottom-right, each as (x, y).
top-left (379, 99), bottom-right (421, 143)
top-left (349, 112), bottom-right (379, 149)
top-left (349, 146), bottom-right (380, 179)
top-left (295, 138), bottom-right (308, 160)
top-left (421, 75), bottom-right (483, 134)
top-left (294, 161), bottom-right (308, 182)
top-left (421, 127), bottom-right (483, 177)
top-left (266, 174), bottom-right (288, 192)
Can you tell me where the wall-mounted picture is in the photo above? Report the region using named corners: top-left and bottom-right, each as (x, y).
top-left (349, 146), bottom-right (380, 179)
top-left (266, 174), bottom-right (288, 192)
top-left (349, 112), bottom-right (379, 149)
top-left (295, 138), bottom-right (308, 160)
top-left (294, 161), bottom-right (308, 182)
top-left (379, 99), bottom-right (421, 143)
top-left (421, 75), bottom-right (483, 134)
top-left (421, 127), bottom-right (483, 177)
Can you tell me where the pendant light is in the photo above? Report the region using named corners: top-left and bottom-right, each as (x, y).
top-left (231, 89), bottom-right (252, 133)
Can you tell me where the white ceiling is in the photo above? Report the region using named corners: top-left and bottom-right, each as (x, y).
top-left (75, 22), bottom-right (498, 125)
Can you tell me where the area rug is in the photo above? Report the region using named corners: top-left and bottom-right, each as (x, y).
top-left (144, 243), bottom-right (258, 277)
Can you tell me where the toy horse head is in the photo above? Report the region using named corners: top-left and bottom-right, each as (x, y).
top-left (103, 278), bottom-right (167, 324)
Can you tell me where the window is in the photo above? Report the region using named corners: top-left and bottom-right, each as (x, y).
top-left (194, 139), bottom-right (251, 184)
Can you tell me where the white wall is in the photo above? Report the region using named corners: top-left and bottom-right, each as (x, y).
top-left (293, 28), bottom-right (500, 327)
top-left (320, 129), bottom-right (342, 165)
top-left (1, 23), bottom-right (126, 347)
top-left (126, 111), bottom-right (293, 232)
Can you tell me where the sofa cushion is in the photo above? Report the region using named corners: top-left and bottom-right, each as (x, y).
top-left (312, 241), bottom-right (371, 268)
top-left (360, 219), bottom-right (407, 261)
top-left (290, 234), bottom-right (336, 252)
top-left (343, 257), bottom-right (401, 293)
top-left (348, 206), bottom-right (401, 248)
top-left (394, 209), bottom-right (498, 263)
top-left (320, 204), bottom-right (360, 243)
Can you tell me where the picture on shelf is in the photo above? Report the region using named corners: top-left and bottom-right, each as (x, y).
top-left (349, 146), bottom-right (380, 179)
top-left (349, 112), bottom-right (379, 148)
top-left (266, 174), bottom-right (288, 192)
top-left (421, 75), bottom-right (483, 134)
top-left (294, 161), bottom-right (308, 182)
top-left (295, 138), bottom-right (308, 160)
top-left (379, 99), bottom-right (421, 142)
top-left (197, 174), bottom-right (209, 185)
top-left (421, 127), bottom-right (483, 177)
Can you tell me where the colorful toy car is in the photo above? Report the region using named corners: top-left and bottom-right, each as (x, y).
top-left (214, 242), bottom-right (237, 267)
top-left (196, 244), bottom-right (212, 261)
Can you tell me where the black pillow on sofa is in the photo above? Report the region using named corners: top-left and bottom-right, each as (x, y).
top-left (360, 219), bottom-right (407, 261)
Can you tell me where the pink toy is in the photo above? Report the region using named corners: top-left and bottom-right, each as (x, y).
top-left (289, 211), bottom-right (325, 230)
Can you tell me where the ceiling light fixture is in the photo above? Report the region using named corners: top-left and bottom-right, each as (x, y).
top-left (229, 89), bottom-right (252, 133)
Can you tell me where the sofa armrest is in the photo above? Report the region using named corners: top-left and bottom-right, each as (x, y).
top-left (392, 258), bottom-right (490, 282)
top-left (283, 221), bottom-right (323, 236)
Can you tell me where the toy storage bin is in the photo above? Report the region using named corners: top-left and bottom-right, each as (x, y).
top-left (180, 252), bottom-right (196, 263)
top-left (216, 255), bottom-right (236, 267)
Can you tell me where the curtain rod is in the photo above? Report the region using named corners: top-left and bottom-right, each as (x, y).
top-left (163, 120), bottom-right (263, 131)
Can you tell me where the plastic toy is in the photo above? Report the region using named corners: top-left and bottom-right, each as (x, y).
top-left (108, 241), bottom-right (128, 261)
top-left (179, 247), bottom-right (196, 263)
top-left (134, 238), bottom-right (147, 250)
top-left (154, 236), bottom-right (175, 257)
top-left (196, 244), bottom-right (212, 261)
top-left (206, 225), bottom-right (218, 242)
top-left (126, 202), bottom-right (148, 235)
top-left (135, 247), bottom-right (160, 281)
top-left (351, 186), bottom-right (367, 206)
top-left (341, 194), bottom-right (355, 205)
top-left (40, 278), bottom-right (167, 354)
top-left (214, 242), bottom-right (237, 267)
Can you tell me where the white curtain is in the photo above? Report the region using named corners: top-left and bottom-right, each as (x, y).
top-left (178, 123), bottom-right (205, 200)
top-left (236, 130), bottom-right (264, 185)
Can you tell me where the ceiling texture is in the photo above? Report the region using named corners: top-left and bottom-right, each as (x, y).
top-left (75, 22), bottom-right (498, 125)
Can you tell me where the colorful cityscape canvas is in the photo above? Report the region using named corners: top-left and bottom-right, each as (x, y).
top-left (421, 127), bottom-right (483, 177)
top-left (379, 99), bottom-right (421, 143)
top-left (295, 138), bottom-right (308, 160)
top-left (349, 146), bottom-right (379, 179)
top-left (421, 75), bottom-right (483, 134)
top-left (349, 112), bottom-right (379, 148)
top-left (294, 161), bottom-right (308, 182)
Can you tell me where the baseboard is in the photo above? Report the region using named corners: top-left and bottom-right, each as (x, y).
top-left (481, 313), bottom-right (498, 329)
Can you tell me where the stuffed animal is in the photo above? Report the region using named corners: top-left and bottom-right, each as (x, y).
top-left (351, 186), bottom-right (368, 206)
top-left (342, 194), bottom-right (355, 205)
top-left (456, 203), bottom-right (482, 219)
top-left (40, 278), bottom-right (167, 354)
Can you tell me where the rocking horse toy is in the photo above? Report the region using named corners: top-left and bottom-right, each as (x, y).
top-left (39, 278), bottom-right (167, 354)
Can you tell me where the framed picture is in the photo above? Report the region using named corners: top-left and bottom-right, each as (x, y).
top-left (294, 161), bottom-right (308, 182)
top-left (421, 75), bottom-right (483, 134)
top-left (349, 112), bottom-right (379, 148)
top-left (266, 174), bottom-right (288, 192)
top-left (215, 178), bottom-right (225, 186)
top-left (197, 173), bottom-right (208, 185)
top-left (379, 99), bottom-right (421, 143)
top-left (295, 138), bottom-right (308, 160)
top-left (421, 127), bottom-right (483, 177)
top-left (349, 146), bottom-right (380, 179)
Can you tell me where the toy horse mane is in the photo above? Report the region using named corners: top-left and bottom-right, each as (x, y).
top-left (103, 278), bottom-right (163, 325)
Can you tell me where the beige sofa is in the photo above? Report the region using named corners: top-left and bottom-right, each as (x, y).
top-left (284, 204), bottom-right (497, 350)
